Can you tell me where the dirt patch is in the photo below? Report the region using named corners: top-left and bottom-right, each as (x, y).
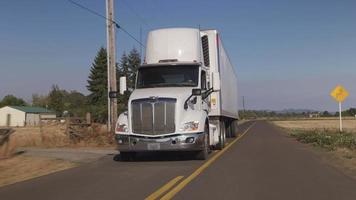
top-left (0, 155), bottom-right (76, 187)
top-left (315, 147), bottom-right (356, 180)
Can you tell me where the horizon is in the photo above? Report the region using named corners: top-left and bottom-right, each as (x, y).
top-left (1, 0), bottom-right (355, 112)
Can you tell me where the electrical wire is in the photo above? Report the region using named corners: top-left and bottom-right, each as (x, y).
top-left (68, 0), bottom-right (145, 47)
top-left (121, 0), bottom-right (150, 27)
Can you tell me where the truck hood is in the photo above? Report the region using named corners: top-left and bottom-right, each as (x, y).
top-left (129, 87), bottom-right (194, 102)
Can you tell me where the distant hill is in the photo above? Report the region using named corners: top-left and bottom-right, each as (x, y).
top-left (275, 109), bottom-right (320, 114)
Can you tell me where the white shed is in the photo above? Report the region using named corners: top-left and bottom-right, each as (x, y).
top-left (0, 106), bottom-right (56, 127)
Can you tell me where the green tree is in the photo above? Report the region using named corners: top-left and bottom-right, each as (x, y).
top-left (47, 85), bottom-right (65, 115)
top-left (346, 108), bottom-right (356, 116)
top-left (86, 47), bottom-right (141, 122)
top-left (0, 95), bottom-right (27, 107)
top-left (127, 48), bottom-right (141, 89)
top-left (63, 91), bottom-right (88, 117)
top-left (87, 47), bottom-right (108, 122)
top-left (32, 94), bottom-right (49, 108)
top-left (117, 48), bottom-right (141, 114)
top-left (117, 52), bottom-right (129, 113)
top-left (322, 111), bottom-right (331, 117)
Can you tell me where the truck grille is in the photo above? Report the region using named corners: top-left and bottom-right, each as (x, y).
top-left (131, 98), bottom-right (176, 135)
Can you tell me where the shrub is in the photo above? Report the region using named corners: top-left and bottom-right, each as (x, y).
top-left (290, 129), bottom-right (356, 150)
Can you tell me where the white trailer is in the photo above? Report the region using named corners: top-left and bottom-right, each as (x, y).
top-left (116, 28), bottom-right (239, 160)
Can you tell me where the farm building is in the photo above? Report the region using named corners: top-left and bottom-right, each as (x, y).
top-left (0, 106), bottom-right (56, 127)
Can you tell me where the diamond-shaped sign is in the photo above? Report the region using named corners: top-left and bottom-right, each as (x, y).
top-left (330, 85), bottom-right (349, 102)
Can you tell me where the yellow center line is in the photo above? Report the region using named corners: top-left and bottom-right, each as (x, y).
top-left (160, 122), bottom-right (256, 200)
top-left (145, 176), bottom-right (184, 200)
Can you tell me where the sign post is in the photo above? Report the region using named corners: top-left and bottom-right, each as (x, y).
top-left (338, 101), bottom-right (342, 132)
top-left (330, 85), bottom-right (349, 132)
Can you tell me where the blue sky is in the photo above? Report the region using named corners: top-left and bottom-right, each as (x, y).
top-left (0, 0), bottom-right (355, 111)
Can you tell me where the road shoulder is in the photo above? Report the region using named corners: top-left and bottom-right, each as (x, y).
top-left (270, 121), bottom-right (356, 180)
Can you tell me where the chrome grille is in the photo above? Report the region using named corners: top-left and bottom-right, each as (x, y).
top-left (131, 98), bottom-right (176, 135)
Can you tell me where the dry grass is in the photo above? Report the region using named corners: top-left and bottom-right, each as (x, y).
top-left (0, 123), bottom-right (114, 159)
top-left (273, 119), bottom-right (356, 131)
top-left (0, 155), bottom-right (76, 187)
top-left (0, 123), bottom-right (113, 187)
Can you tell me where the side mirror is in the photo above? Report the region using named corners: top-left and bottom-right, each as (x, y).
top-left (212, 72), bottom-right (220, 91)
top-left (192, 89), bottom-right (202, 96)
top-left (119, 77), bottom-right (127, 95)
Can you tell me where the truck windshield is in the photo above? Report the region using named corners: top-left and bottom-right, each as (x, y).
top-left (136, 65), bottom-right (199, 88)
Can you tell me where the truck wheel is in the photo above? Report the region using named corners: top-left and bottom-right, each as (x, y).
top-left (120, 152), bottom-right (135, 161)
top-left (216, 121), bottom-right (225, 150)
top-left (113, 154), bottom-right (121, 161)
top-left (230, 120), bottom-right (237, 138)
top-left (195, 124), bottom-right (209, 160)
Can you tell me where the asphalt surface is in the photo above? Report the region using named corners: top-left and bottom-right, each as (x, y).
top-left (0, 121), bottom-right (356, 200)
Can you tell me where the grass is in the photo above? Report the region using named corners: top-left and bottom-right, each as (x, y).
top-left (290, 129), bottom-right (356, 151)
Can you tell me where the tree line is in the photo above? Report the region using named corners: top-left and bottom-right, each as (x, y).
top-left (1, 46), bottom-right (355, 122)
top-left (239, 109), bottom-right (356, 119)
top-left (0, 47), bottom-right (140, 122)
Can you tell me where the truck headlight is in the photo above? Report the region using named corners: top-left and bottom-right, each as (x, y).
top-left (116, 124), bottom-right (128, 133)
top-left (179, 121), bottom-right (199, 132)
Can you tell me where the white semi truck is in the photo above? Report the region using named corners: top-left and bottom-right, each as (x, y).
top-left (115, 28), bottom-right (239, 160)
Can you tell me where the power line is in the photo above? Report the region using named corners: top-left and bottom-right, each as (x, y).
top-left (68, 0), bottom-right (112, 23)
top-left (121, 0), bottom-right (150, 27)
top-left (119, 26), bottom-right (145, 47)
top-left (67, 0), bottom-right (145, 47)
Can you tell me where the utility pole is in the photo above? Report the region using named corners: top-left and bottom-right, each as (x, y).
top-left (140, 25), bottom-right (143, 62)
top-left (106, 0), bottom-right (117, 133)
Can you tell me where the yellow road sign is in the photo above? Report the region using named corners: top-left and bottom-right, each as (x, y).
top-left (330, 85), bottom-right (349, 102)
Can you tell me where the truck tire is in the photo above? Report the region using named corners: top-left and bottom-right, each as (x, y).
top-left (215, 121), bottom-right (225, 150)
top-left (230, 120), bottom-right (237, 138)
top-left (120, 152), bottom-right (135, 161)
top-left (195, 124), bottom-right (209, 160)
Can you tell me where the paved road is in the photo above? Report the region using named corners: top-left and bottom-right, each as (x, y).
top-left (0, 121), bottom-right (355, 200)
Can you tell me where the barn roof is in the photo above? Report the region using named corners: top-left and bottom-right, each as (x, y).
top-left (9, 106), bottom-right (55, 114)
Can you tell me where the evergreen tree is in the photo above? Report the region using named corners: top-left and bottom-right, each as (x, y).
top-left (127, 48), bottom-right (141, 89)
top-left (117, 52), bottom-right (129, 113)
top-left (86, 47), bottom-right (141, 121)
top-left (117, 48), bottom-right (141, 114)
top-left (87, 47), bottom-right (108, 122)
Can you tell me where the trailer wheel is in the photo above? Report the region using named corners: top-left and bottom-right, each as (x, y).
top-left (195, 124), bottom-right (209, 160)
top-left (215, 121), bottom-right (225, 150)
top-left (230, 120), bottom-right (237, 138)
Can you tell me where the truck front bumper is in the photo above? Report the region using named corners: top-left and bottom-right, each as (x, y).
top-left (115, 132), bottom-right (205, 152)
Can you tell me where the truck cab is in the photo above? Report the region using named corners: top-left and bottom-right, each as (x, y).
top-left (115, 28), bottom-right (239, 160)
